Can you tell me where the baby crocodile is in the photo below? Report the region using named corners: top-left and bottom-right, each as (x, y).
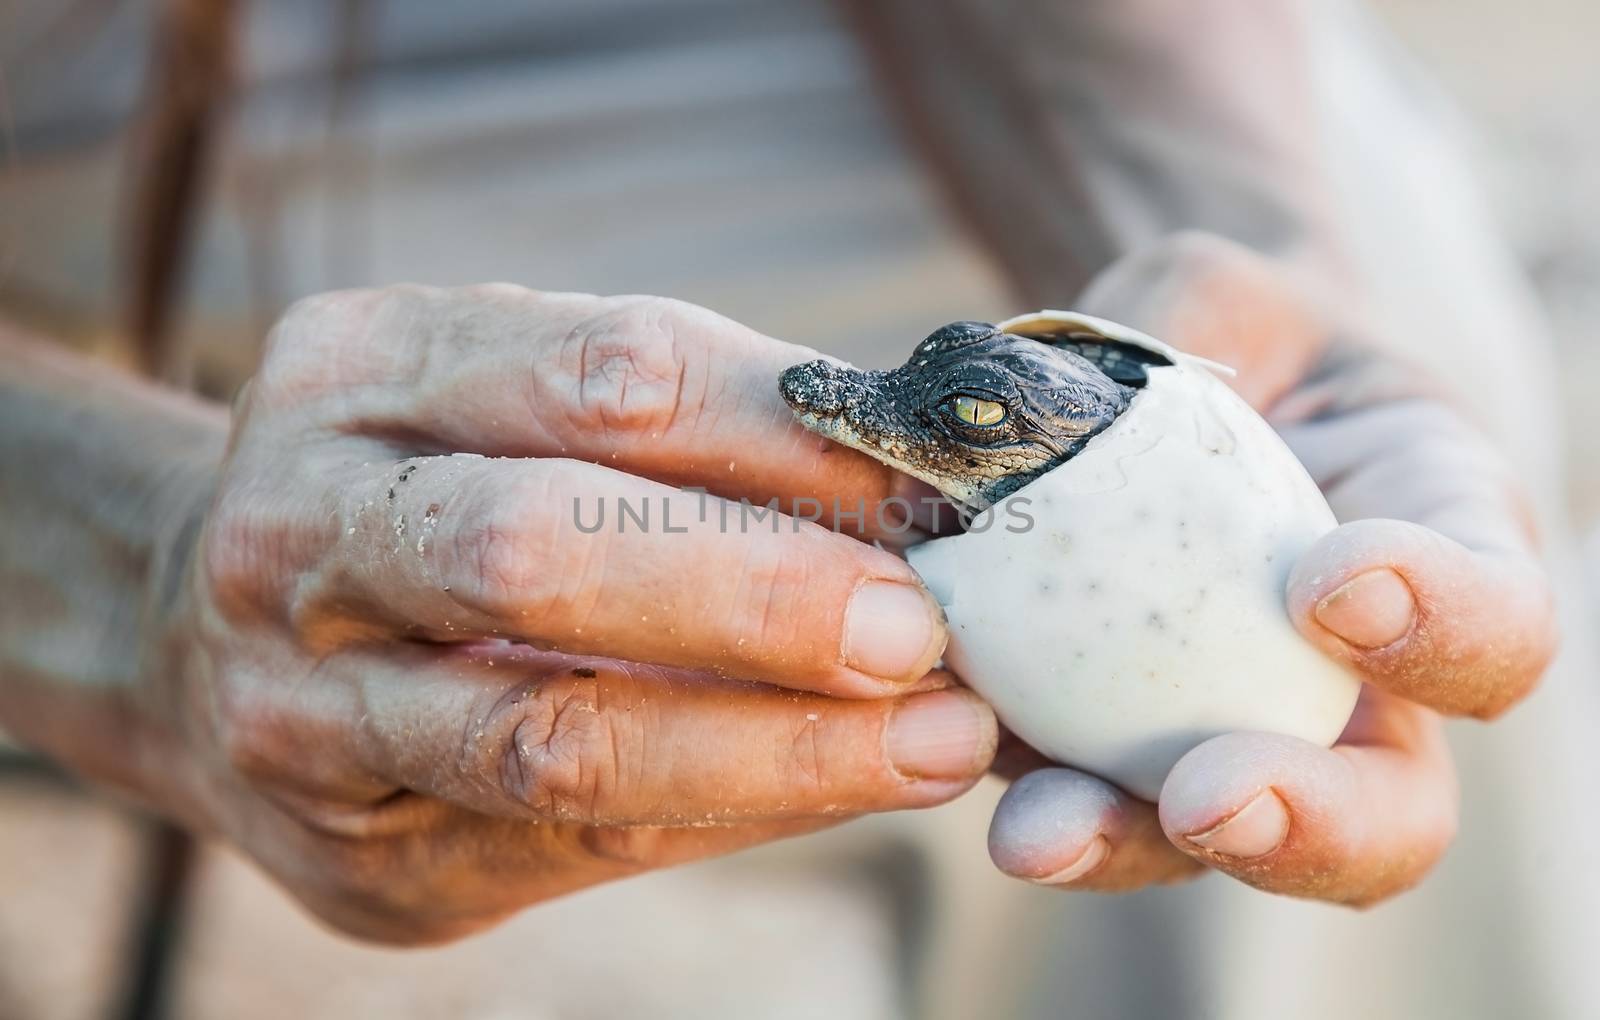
top-left (780, 320), bottom-right (1161, 509)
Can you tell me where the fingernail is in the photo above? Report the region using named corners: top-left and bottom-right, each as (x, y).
top-left (1315, 568), bottom-right (1416, 649)
top-left (844, 581), bottom-right (946, 681)
top-left (1033, 834), bottom-right (1110, 886)
top-left (1186, 790), bottom-right (1289, 859)
top-left (886, 689), bottom-right (994, 780)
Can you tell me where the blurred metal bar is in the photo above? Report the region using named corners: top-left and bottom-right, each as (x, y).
top-left (114, 821), bottom-right (199, 1020)
top-left (122, 0), bottom-right (239, 381)
top-left (0, 751), bottom-right (73, 786)
top-left (113, 0), bottom-right (246, 1012)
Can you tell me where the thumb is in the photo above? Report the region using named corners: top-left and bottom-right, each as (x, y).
top-left (1072, 232), bottom-right (1328, 410)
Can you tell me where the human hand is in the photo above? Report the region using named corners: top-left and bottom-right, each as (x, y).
top-left (137, 286), bottom-right (997, 942)
top-left (984, 235), bottom-right (1557, 904)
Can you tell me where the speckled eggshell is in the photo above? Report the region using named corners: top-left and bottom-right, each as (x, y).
top-left (906, 312), bottom-right (1361, 801)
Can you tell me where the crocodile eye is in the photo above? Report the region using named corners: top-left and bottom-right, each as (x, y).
top-left (952, 395), bottom-right (1006, 426)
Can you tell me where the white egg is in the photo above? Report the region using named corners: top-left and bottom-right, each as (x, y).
top-left (906, 310), bottom-right (1361, 800)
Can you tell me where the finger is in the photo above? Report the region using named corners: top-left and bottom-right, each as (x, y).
top-left (989, 726), bottom-right (1053, 781)
top-left (546, 815), bottom-right (843, 876)
top-left (271, 286), bottom-right (925, 540)
top-left (1286, 517), bottom-right (1554, 718)
top-left (1157, 691), bottom-right (1458, 906)
top-left (1280, 373), bottom-right (1555, 719)
top-left (284, 809), bottom-right (844, 946)
top-left (1077, 239), bottom-right (1556, 716)
top-left (1073, 233), bottom-right (1328, 409)
top-left (308, 456), bottom-right (947, 696)
top-left (1278, 396), bottom-right (1538, 555)
top-left (339, 650), bottom-right (997, 827)
top-left (988, 769), bottom-right (1201, 892)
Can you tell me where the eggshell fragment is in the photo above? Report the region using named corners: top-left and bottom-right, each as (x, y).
top-left (906, 312), bottom-right (1360, 800)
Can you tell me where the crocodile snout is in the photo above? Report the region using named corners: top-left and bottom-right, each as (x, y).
top-left (779, 360), bottom-right (854, 418)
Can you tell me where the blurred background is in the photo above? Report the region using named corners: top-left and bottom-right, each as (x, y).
top-left (1, 1), bottom-right (1596, 1018)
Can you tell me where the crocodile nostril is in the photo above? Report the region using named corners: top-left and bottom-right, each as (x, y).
top-left (780, 362), bottom-right (846, 415)
top-left (778, 364), bottom-right (810, 408)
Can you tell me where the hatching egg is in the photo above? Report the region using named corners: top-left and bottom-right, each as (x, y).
top-left (906, 311), bottom-right (1361, 800)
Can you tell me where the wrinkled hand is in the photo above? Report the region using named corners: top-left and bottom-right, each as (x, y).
top-left (147, 286), bottom-right (997, 942)
top-left (985, 235), bottom-right (1557, 904)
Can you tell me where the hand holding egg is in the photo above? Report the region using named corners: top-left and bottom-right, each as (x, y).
top-left (784, 235), bottom-right (1556, 904)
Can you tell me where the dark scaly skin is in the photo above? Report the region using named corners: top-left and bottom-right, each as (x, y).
top-left (779, 321), bottom-right (1144, 509)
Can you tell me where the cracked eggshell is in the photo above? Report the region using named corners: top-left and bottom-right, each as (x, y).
top-left (907, 311), bottom-right (1360, 801)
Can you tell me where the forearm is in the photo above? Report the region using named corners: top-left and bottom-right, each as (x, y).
top-left (856, 0), bottom-right (1559, 467)
top-left (853, 0), bottom-right (1357, 300)
top-left (0, 323), bottom-right (226, 796)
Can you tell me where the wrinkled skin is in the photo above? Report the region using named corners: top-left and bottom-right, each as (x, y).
top-left (976, 235), bottom-right (1557, 903)
top-left (780, 322), bottom-right (1136, 508)
top-left (0, 236), bottom-right (1558, 942)
top-left (0, 287), bottom-right (1001, 944)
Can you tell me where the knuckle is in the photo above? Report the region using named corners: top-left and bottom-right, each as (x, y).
top-left (200, 488), bottom-right (271, 615)
top-left (262, 289), bottom-right (368, 367)
top-left (1156, 230), bottom-right (1253, 274)
top-left (1083, 232), bottom-right (1301, 346)
top-left (258, 285), bottom-right (438, 403)
top-left (1141, 233), bottom-right (1306, 334)
top-left (1166, 237), bottom-right (1288, 313)
top-left (319, 834), bottom-right (388, 889)
top-left (462, 514), bottom-right (538, 610)
top-left (783, 713), bottom-right (830, 793)
top-left (576, 825), bottom-right (668, 867)
top-left (457, 281), bottom-right (536, 304)
top-left (732, 539), bottom-right (818, 657)
top-left (376, 281), bottom-right (437, 307)
top-left (200, 499), bottom-right (251, 608)
top-left (448, 469), bottom-right (564, 616)
top-left (300, 833), bottom-right (504, 945)
top-left (495, 676), bottom-right (622, 821)
top-left (275, 289), bottom-right (356, 334)
top-left (556, 296), bottom-right (697, 436)
top-left (311, 838), bottom-right (417, 917)
top-left (210, 675), bottom-right (284, 782)
top-left (201, 476), bottom-right (325, 620)
top-left (309, 879), bottom-right (499, 946)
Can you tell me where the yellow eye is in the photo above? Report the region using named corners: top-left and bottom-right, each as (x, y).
top-left (952, 396), bottom-right (1006, 426)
